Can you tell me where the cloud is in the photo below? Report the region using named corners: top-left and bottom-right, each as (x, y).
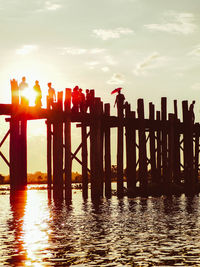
top-left (101, 66), bottom-right (110, 72)
top-left (189, 45), bottom-right (200, 56)
top-left (107, 73), bottom-right (125, 85)
top-left (90, 48), bottom-right (106, 54)
top-left (145, 12), bottom-right (197, 35)
top-left (16, 45), bottom-right (38, 55)
top-left (86, 61), bottom-right (100, 69)
top-left (93, 27), bottom-right (134, 40)
top-left (105, 55), bottom-right (117, 65)
top-left (45, 1), bottom-right (61, 11)
top-left (133, 52), bottom-right (169, 76)
top-left (191, 83), bottom-right (200, 91)
top-left (59, 47), bottom-right (106, 55)
top-left (60, 47), bottom-right (87, 55)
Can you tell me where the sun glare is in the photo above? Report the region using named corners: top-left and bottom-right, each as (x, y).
top-left (8, 60), bottom-right (54, 107)
top-left (22, 86), bottom-right (37, 106)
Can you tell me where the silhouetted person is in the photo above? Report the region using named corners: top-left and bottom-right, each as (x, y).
top-left (189, 100), bottom-right (195, 123)
top-left (72, 86), bottom-right (79, 112)
top-left (79, 88), bottom-right (85, 113)
top-left (19, 76), bottom-right (28, 105)
top-left (47, 82), bottom-right (56, 109)
top-left (33, 80), bottom-right (42, 108)
top-left (85, 89), bottom-right (91, 112)
top-left (10, 79), bottom-right (19, 105)
top-left (114, 89), bottom-right (125, 109)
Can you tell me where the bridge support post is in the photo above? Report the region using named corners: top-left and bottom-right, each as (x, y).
top-left (53, 92), bottom-right (63, 200)
top-left (10, 117), bottom-right (27, 190)
top-left (64, 88), bottom-right (72, 201)
top-left (10, 79), bottom-right (27, 191)
top-left (104, 103), bottom-right (111, 198)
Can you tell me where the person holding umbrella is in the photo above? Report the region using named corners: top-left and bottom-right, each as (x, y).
top-left (112, 87), bottom-right (125, 108)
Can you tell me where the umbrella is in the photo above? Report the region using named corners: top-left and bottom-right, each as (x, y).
top-left (111, 87), bottom-right (122, 95)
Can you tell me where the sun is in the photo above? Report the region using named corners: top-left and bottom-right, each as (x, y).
top-left (21, 86), bottom-right (37, 106)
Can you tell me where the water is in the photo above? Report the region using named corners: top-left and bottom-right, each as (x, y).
top-left (1, 185), bottom-right (200, 266)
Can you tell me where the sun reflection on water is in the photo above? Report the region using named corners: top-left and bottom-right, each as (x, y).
top-left (22, 190), bottom-right (50, 266)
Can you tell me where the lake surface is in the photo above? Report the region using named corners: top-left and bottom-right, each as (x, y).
top-left (1, 185), bottom-right (200, 266)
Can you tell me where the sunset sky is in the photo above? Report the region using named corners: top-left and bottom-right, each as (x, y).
top-left (0, 0), bottom-right (200, 174)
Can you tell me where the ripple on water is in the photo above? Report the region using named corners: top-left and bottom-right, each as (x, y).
top-left (1, 189), bottom-right (200, 266)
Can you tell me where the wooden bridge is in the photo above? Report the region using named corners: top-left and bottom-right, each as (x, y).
top-left (0, 81), bottom-right (200, 200)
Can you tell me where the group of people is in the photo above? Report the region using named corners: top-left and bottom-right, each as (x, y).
top-left (18, 77), bottom-right (56, 109)
top-left (19, 76), bottom-right (43, 108)
top-left (72, 86), bottom-right (93, 113)
top-left (17, 77), bottom-right (125, 113)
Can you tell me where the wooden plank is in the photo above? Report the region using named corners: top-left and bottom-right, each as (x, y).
top-left (0, 151), bottom-right (10, 167)
top-left (104, 103), bottom-right (111, 198)
top-left (0, 130), bottom-right (10, 148)
top-left (71, 131), bottom-right (90, 160)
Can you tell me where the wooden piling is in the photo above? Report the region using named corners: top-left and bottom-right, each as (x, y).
top-left (149, 103), bottom-right (156, 184)
top-left (20, 118), bottom-right (27, 188)
top-left (161, 97), bottom-right (168, 186)
top-left (156, 111), bottom-right (161, 183)
top-left (182, 101), bottom-right (194, 193)
top-left (46, 96), bottom-right (52, 191)
top-left (81, 121), bottom-right (88, 199)
top-left (168, 113), bottom-right (174, 191)
top-left (10, 80), bottom-right (27, 190)
top-left (116, 94), bottom-right (124, 197)
top-left (53, 92), bottom-right (63, 200)
top-left (99, 101), bottom-right (104, 196)
top-left (64, 88), bottom-right (72, 201)
top-left (194, 123), bottom-right (199, 185)
top-left (104, 104), bottom-right (111, 198)
top-left (47, 121), bottom-right (52, 190)
top-left (90, 97), bottom-right (103, 199)
top-left (137, 99), bottom-right (148, 194)
top-left (10, 118), bottom-right (20, 190)
top-left (125, 105), bottom-right (136, 196)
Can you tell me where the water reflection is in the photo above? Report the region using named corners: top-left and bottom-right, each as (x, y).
top-left (1, 189), bottom-right (200, 266)
top-left (8, 190), bottom-right (27, 266)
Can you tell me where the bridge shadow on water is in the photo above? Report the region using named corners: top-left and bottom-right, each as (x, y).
top-left (1, 189), bottom-right (200, 266)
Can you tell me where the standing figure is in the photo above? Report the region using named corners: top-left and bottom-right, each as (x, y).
top-left (47, 82), bottom-right (56, 109)
top-left (19, 76), bottom-right (28, 105)
top-left (85, 89), bottom-right (91, 112)
top-left (10, 79), bottom-right (19, 105)
top-left (33, 80), bottom-right (42, 108)
top-left (72, 86), bottom-right (79, 112)
top-left (79, 88), bottom-right (86, 113)
top-left (189, 100), bottom-right (195, 123)
top-left (114, 89), bottom-right (125, 109)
